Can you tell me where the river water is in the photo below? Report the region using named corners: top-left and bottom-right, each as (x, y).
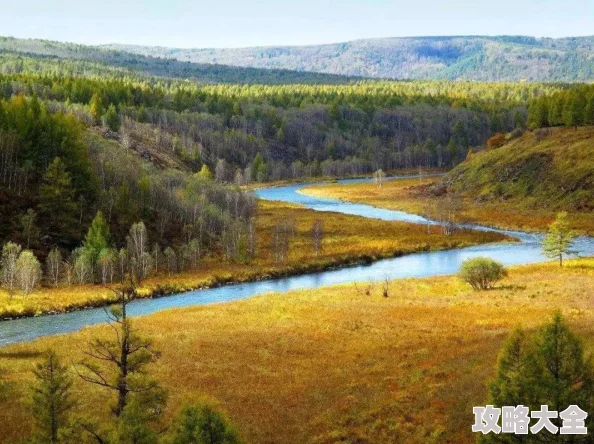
top-left (1, 177), bottom-right (593, 345)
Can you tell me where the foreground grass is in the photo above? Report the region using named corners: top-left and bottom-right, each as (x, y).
top-left (1, 259), bottom-right (593, 443)
top-left (0, 200), bottom-right (506, 319)
top-left (302, 175), bottom-right (594, 234)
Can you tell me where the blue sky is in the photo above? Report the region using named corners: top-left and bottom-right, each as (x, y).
top-left (3, 0), bottom-right (593, 48)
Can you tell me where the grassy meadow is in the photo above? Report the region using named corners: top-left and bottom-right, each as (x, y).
top-left (302, 173), bottom-right (594, 234)
top-left (1, 258), bottom-right (594, 443)
top-left (0, 200), bottom-right (506, 319)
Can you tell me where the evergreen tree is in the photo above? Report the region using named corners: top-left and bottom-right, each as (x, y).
top-left (562, 93), bottom-right (584, 129)
top-left (38, 158), bottom-right (79, 247)
top-left (83, 211), bottom-right (111, 272)
top-left (542, 212), bottom-right (577, 266)
top-left (30, 351), bottom-right (76, 444)
top-left (483, 314), bottom-right (594, 443)
top-left (103, 104), bottom-right (120, 132)
top-left (20, 208), bottom-right (39, 249)
top-left (171, 404), bottom-right (240, 444)
top-left (197, 164), bottom-right (213, 181)
top-left (89, 93), bottom-right (104, 125)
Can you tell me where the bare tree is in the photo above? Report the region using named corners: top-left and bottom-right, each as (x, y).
top-left (272, 219), bottom-right (296, 263)
top-left (374, 169), bottom-right (386, 188)
top-left (45, 248), bottom-right (62, 287)
top-left (436, 193), bottom-right (461, 236)
top-left (164, 247), bottom-right (177, 276)
top-left (1, 242), bottom-right (21, 295)
top-left (311, 219), bottom-right (324, 256)
top-left (127, 222), bottom-right (152, 281)
top-left (247, 218), bottom-right (256, 260)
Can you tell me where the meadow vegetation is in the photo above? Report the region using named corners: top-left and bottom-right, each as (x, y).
top-left (302, 126), bottom-right (594, 234)
top-left (1, 258), bottom-right (594, 443)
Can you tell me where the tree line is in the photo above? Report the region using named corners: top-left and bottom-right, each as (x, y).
top-left (0, 70), bottom-right (562, 182)
top-left (528, 83), bottom-right (594, 129)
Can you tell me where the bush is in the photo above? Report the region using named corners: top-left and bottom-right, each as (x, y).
top-left (459, 257), bottom-right (507, 290)
top-left (486, 133), bottom-right (506, 150)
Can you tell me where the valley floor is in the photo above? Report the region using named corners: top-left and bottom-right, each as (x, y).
top-left (0, 199), bottom-right (506, 319)
top-left (1, 259), bottom-right (593, 443)
top-left (301, 175), bottom-right (594, 234)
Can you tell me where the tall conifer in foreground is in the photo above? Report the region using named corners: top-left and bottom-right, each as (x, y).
top-left (30, 351), bottom-right (76, 444)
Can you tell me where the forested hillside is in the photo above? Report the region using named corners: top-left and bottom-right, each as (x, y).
top-left (106, 35), bottom-right (594, 82)
top-left (0, 69), bottom-right (560, 181)
top-left (0, 36), bottom-right (354, 84)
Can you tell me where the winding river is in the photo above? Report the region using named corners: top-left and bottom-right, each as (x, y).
top-left (1, 176), bottom-right (594, 346)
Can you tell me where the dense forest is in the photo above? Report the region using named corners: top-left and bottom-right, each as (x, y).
top-left (106, 35), bottom-right (594, 82)
top-left (527, 83), bottom-right (594, 129)
top-left (0, 65), bottom-right (564, 179)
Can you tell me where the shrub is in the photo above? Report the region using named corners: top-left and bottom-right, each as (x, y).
top-left (459, 257), bottom-right (507, 290)
top-left (486, 133), bottom-right (506, 150)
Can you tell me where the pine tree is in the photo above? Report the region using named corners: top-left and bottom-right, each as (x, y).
top-left (83, 211), bottom-right (111, 272)
top-left (103, 104), bottom-right (120, 132)
top-left (197, 164), bottom-right (213, 181)
top-left (30, 351), bottom-right (76, 444)
top-left (76, 279), bottom-right (162, 418)
top-left (542, 212), bottom-right (577, 266)
top-left (38, 158), bottom-right (79, 246)
top-left (171, 404), bottom-right (240, 444)
top-left (483, 314), bottom-right (594, 442)
top-left (487, 329), bottom-right (529, 408)
top-left (526, 314), bottom-right (594, 414)
top-left (89, 93), bottom-right (104, 125)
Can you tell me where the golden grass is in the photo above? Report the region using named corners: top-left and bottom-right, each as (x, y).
top-left (0, 200), bottom-right (506, 319)
top-left (302, 177), bottom-right (594, 234)
top-left (1, 259), bottom-right (594, 443)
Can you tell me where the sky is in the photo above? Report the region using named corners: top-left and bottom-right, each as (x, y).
top-left (2, 0), bottom-right (593, 48)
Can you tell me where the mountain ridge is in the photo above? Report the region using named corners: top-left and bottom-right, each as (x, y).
top-left (104, 35), bottom-right (594, 81)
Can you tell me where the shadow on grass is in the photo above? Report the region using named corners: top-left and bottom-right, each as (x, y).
top-left (0, 350), bottom-right (43, 359)
top-left (495, 284), bottom-right (527, 291)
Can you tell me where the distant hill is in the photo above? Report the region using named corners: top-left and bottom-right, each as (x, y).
top-left (440, 127), bottom-right (594, 211)
top-left (0, 36), bottom-right (355, 84)
top-left (105, 35), bottom-right (594, 82)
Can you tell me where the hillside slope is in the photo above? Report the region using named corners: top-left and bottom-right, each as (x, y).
top-left (0, 36), bottom-right (354, 84)
top-left (442, 127), bottom-right (594, 211)
top-left (106, 35), bottom-right (594, 81)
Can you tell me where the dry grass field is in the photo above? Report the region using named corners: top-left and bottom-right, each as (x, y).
top-left (0, 200), bottom-right (506, 319)
top-left (1, 259), bottom-right (593, 443)
top-left (302, 176), bottom-right (594, 234)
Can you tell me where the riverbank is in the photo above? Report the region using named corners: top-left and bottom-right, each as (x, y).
top-left (2, 258), bottom-right (593, 443)
top-left (301, 177), bottom-right (594, 234)
top-left (0, 199), bottom-right (507, 320)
